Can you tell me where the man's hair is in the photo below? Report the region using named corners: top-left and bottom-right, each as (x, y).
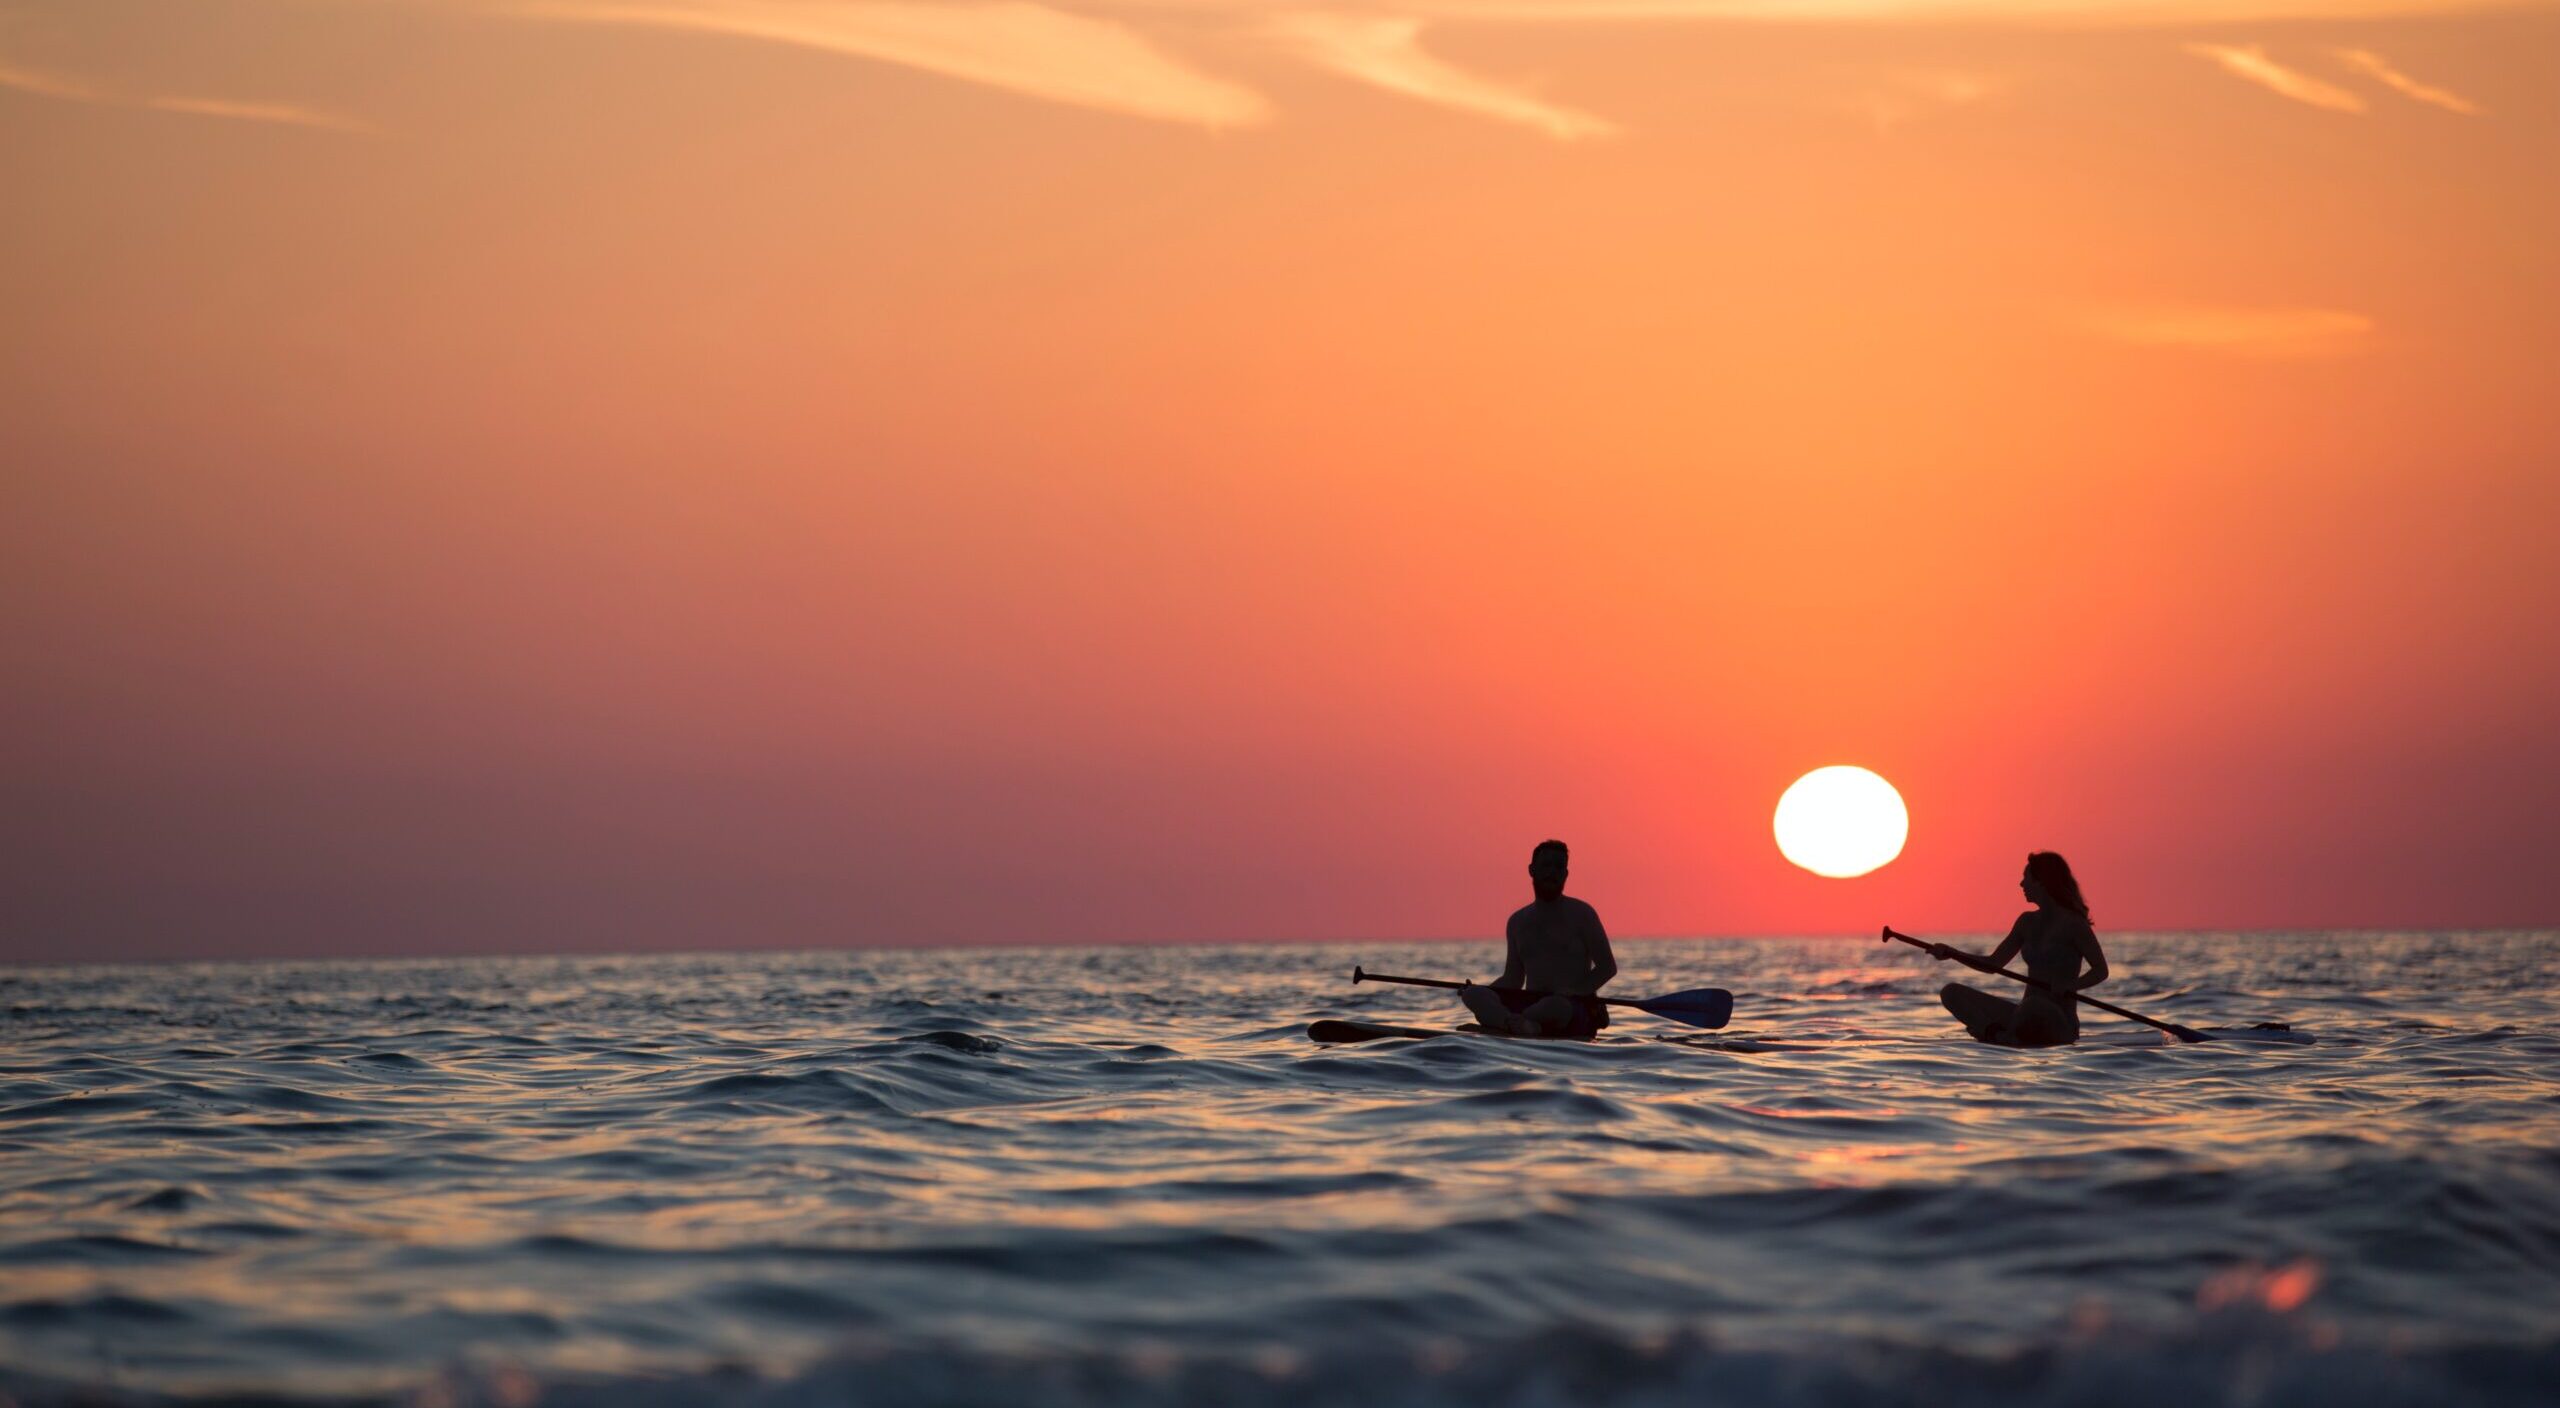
top-left (1531, 839), bottom-right (1569, 866)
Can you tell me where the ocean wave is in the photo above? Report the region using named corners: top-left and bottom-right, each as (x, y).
top-left (2, 934), bottom-right (2554, 1403)
top-left (11, 1318), bottom-right (2556, 1408)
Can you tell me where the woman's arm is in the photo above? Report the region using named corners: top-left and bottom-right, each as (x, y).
top-left (1982, 913), bottom-right (2034, 971)
top-left (1929, 914), bottom-right (2033, 972)
top-left (2071, 923), bottom-right (2109, 990)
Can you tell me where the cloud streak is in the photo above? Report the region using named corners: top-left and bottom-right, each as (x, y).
top-left (2081, 303), bottom-right (2375, 356)
top-left (0, 60), bottom-right (372, 133)
top-left (0, 62), bottom-right (92, 102)
top-left (2335, 47), bottom-right (2484, 114)
top-left (1271, 11), bottom-right (1613, 138)
top-left (481, 0), bottom-right (2528, 137)
top-left (520, 0), bottom-right (1271, 127)
top-left (1382, 0), bottom-right (2535, 22)
top-left (2186, 42), bottom-right (2366, 112)
top-left (1859, 67), bottom-right (2000, 133)
top-left (140, 95), bottom-right (378, 134)
top-left (20, 1), bottom-right (2511, 144)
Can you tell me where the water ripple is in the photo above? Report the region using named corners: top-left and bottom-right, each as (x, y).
top-left (0, 933), bottom-right (2552, 1405)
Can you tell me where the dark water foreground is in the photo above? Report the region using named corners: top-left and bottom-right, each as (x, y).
top-left (3, 933), bottom-right (2556, 1405)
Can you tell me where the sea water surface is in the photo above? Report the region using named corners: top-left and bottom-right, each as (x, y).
top-left (4, 932), bottom-right (2557, 1406)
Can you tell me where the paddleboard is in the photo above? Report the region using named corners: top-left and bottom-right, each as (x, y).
top-left (1309, 1019), bottom-right (2313, 1048)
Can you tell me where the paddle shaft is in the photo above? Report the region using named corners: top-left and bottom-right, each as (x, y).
top-left (1880, 927), bottom-right (2205, 1042)
top-left (1352, 967), bottom-right (1640, 1011)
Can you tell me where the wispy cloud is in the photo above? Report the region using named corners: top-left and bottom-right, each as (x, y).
top-left (1270, 12), bottom-right (1613, 138)
top-left (2081, 303), bottom-right (2375, 356)
top-left (2185, 42), bottom-right (2366, 112)
top-left (0, 60), bottom-right (371, 132)
top-left (2335, 47), bottom-right (2484, 114)
top-left (1390, 0), bottom-right (2531, 22)
top-left (140, 96), bottom-right (377, 134)
top-left (0, 62), bottom-right (94, 102)
top-left (520, 0), bottom-right (1270, 127)
top-left (1859, 68), bottom-right (2000, 133)
top-left (21, 1), bottom-right (2514, 145)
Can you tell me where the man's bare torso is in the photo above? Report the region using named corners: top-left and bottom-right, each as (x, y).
top-left (1505, 897), bottom-right (1610, 995)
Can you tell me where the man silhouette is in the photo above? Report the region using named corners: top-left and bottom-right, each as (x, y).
top-left (1461, 839), bottom-right (1618, 1038)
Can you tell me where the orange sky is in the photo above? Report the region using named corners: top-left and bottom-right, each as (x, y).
top-left (4, 0), bottom-right (2556, 960)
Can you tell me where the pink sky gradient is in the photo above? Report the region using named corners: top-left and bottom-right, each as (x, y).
top-left (4, 2), bottom-right (2557, 960)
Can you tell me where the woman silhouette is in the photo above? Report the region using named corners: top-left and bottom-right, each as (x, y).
top-left (1925, 851), bottom-right (2109, 1047)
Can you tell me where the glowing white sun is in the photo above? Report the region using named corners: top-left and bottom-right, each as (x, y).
top-left (1773, 766), bottom-right (1909, 878)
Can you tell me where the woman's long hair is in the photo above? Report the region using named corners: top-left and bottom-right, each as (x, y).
top-left (2026, 851), bottom-right (2091, 919)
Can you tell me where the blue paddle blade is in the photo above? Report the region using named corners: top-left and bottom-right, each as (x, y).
top-left (1633, 988), bottom-right (1733, 1029)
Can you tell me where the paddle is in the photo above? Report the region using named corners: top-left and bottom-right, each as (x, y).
top-left (1879, 926), bottom-right (2209, 1043)
top-left (1349, 966), bottom-right (1734, 1030)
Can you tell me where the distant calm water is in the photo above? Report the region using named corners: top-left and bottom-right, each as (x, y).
top-left (3, 933), bottom-right (2557, 1406)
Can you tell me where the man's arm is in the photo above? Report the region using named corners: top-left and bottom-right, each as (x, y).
top-left (1494, 914), bottom-right (1525, 989)
top-left (1584, 907), bottom-right (1617, 995)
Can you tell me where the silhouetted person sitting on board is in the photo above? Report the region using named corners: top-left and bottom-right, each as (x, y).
top-left (1922, 851), bottom-right (2109, 1047)
top-left (1461, 839), bottom-right (1618, 1038)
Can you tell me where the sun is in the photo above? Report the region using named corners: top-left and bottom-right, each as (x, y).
top-left (1773, 766), bottom-right (1908, 878)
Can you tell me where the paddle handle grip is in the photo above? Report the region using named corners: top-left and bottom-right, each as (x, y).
top-left (1880, 928), bottom-right (2203, 1041)
top-left (1351, 967), bottom-right (1632, 1009)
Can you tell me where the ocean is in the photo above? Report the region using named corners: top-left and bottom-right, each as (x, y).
top-left (3, 932), bottom-right (2556, 1406)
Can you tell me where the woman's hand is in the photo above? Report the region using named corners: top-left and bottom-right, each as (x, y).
top-left (1926, 943), bottom-right (1958, 962)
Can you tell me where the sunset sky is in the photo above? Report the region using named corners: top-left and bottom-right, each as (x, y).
top-left (5, 0), bottom-right (2556, 961)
